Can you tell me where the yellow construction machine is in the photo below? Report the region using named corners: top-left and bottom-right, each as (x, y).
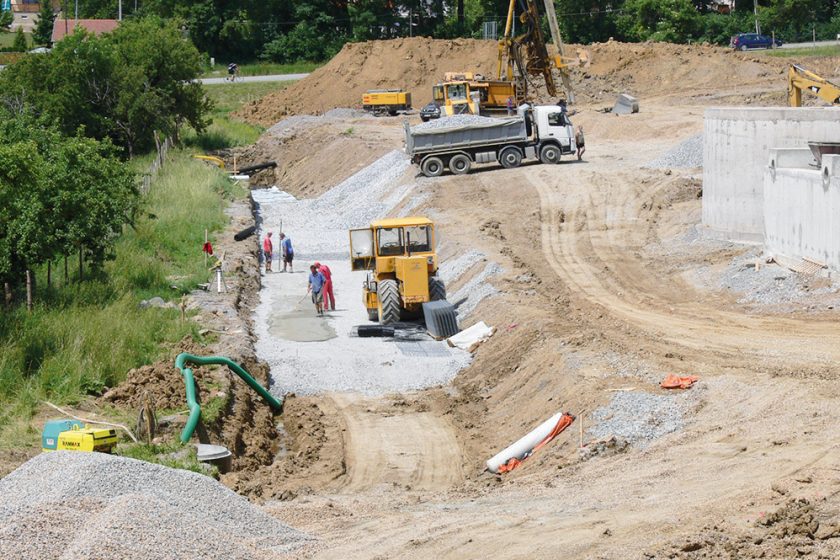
top-left (436, 0), bottom-right (588, 116)
top-left (788, 64), bottom-right (840, 107)
top-left (348, 217), bottom-right (448, 324)
top-left (362, 89), bottom-right (412, 116)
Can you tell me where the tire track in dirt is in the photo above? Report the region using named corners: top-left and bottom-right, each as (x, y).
top-left (523, 166), bottom-right (840, 368)
top-left (328, 393), bottom-right (465, 492)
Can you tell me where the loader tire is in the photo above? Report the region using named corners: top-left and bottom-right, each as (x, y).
top-left (428, 277), bottom-right (446, 301)
top-left (378, 279), bottom-right (401, 324)
top-left (540, 144), bottom-right (561, 164)
top-left (449, 154), bottom-right (472, 175)
top-left (421, 157), bottom-right (444, 178)
top-left (499, 147), bottom-right (522, 169)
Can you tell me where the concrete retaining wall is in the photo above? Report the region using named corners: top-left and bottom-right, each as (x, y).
top-left (702, 107), bottom-right (840, 243)
top-left (764, 152), bottom-right (840, 270)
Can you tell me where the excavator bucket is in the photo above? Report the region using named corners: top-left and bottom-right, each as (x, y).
top-left (422, 300), bottom-right (460, 338)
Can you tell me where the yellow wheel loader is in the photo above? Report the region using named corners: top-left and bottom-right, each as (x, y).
top-left (349, 217), bottom-right (449, 325)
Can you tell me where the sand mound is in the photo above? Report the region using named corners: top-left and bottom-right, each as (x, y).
top-left (235, 38), bottom-right (811, 126)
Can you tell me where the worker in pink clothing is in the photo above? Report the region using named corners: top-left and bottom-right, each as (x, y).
top-left (262, 232), bottom-right (273, 273)
top-left (314, 261), bottom-right (335, 311)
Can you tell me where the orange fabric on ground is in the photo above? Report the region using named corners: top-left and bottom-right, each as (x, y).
top-left (660, 374), bottom-right (699, 389)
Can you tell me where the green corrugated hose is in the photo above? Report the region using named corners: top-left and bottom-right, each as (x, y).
top-left (175, 353), bottom-right (283, 443)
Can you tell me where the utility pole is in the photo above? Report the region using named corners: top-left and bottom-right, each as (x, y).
top-left (753, 0), bottom-right (760, 35)
top-left (409, 9), bottom-right (412, 37)
top-left (118, 0), bottom-right (122, 21)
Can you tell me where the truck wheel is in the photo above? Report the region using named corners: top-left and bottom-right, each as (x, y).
top-left (449, 154), bottom-right (472, 175)
top-left (378, 279), bottom-right (401, 324)
top-left (429, 277), bottom-right (446, 301)
top-left (540, 144), bottom-right (561, 164)
top-left (388, 110), bottom-right (398, 116)
top-left (499, 147), bottom-right (522, 169)
top-left (421, 157), bottom-right (445, 178)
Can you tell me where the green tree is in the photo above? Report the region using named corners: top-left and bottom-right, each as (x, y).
top-left (557, 0), bottom-right (620, 44)
top-left (0, 110), bottom-right (138, 306)
top-left (0, 18), bottom-right (212, 156)
top-left (12, 26), bottom-right (27, 51)
top-left (616, 0), bottom-right (701, 43)
top-left (0, 10), bottom-right (13, 31)
top-left (33, 2), bottom-right (56, 46)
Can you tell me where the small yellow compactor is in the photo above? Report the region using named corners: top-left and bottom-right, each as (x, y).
top-left (42, 419), bottom-right (118, 453)
top-left (349, 217), bottom-right (448, 324)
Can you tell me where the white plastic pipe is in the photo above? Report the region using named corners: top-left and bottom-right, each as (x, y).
top-left (486, 412), bottom-right (565, 473)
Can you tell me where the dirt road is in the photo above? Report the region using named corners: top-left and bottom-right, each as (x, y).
top-left (249, 101), bottom-right (840, 559)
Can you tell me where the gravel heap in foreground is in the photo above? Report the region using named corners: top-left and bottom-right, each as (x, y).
top-left (645, 134), bottom-right (704, 169)
top-left (412, 114), bottom-right (510, 132)
top-left (0, 452), bottom-right (310, 560)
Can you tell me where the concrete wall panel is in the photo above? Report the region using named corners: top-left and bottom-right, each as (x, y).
top-left (702, 107), bottom-right (840, 243)
top-left (764, 153), bottom-right (840, 270)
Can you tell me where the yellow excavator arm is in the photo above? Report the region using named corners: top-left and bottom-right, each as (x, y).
top-left (788, 64), bottom-right (840, 107)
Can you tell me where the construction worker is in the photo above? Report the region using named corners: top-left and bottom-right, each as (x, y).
top-left (506, 96), bottom-right (514, 116)
top-left (315, 262), bottom-right (335, 311)
top-left (575, 125), bottom-right (586, 161)
top-left (262, 232), bottom-right (273, 273)
top-left (307, 264), bottom-right (326, 316)
top-left (279, 232), bottom-right (294, 272)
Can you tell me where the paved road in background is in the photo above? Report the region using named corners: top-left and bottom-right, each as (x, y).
top-left (777, 39), bottom-right (840, 50)
top-left (199, 73), bottom-right (310, 85)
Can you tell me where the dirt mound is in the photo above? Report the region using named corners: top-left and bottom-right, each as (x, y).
top-left (236, 37), bottom-right (502, 126)
top-left (236, 38), bottom-right (806, 126)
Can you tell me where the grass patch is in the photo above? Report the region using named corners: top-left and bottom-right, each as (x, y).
top-left (201, 61), bottom-right (320, 78)
top-left (0, 31), bottom-right (30, 50)
top-left (117, 441), bottom-right (218, 477)
top-left (765, 45), bottom-right (840, 58)
top-left (0, 152), bottom-right (239, 445)
top-left (186, 81), bottom-right (292, 150)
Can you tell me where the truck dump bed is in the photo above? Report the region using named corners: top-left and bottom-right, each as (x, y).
top-left (405, 117), bottom-right (528, 156)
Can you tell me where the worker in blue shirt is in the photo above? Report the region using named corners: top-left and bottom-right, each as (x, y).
top-left (307, 264), bottom-right (326, 315)
top-left (280, 233), bottom-right (294, 272)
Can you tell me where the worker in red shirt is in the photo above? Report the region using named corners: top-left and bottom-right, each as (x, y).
top-left (314, 261), bottom-right (334, 311)
top-left (262, 232), bottom-right (273, 273)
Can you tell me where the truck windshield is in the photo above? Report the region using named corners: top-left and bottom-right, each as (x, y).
top-left (447, 83), bottom-right (467, 101)
top-left (405, 226), bottom-right (431, 253)
top-left (377, 227), bottom-right (404, 256)
top-left (547, 112), bottom-right (568, 126)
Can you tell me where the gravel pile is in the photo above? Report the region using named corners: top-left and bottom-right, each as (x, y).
top-left (253, 150), bottom-right (412, 260)
top-left (645, 134), bottom-right (703, 169)
top-left (412, 114), bottom-right (510, 132)
top-left (0, 452), bottom-right (309, 560)
top-left (719, 250), bottom-right (840, 307)
top-left (266, 108), bottom-right (370, 140)
top-left (588, 391), bottom-right (695, 447)
top-left (451, 262), bottom-right (503, 318)
top-left (439, 250), bottom-right (486, 284)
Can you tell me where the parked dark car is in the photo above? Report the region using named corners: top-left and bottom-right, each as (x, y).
top-left (730, 33), bottom-right (783, 51)
top-left (419, 101), bottom-right (441, 122)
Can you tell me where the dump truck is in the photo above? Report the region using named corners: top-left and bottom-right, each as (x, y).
top-left (362, 89), bottom-right (412, 116)
top-left (405, 105), bottom-right (578, 177)
top-left (348, 217), bottom-right (456, 330)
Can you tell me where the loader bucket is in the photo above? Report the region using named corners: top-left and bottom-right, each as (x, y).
top-left (422, 301), bottom-right (460, 338)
